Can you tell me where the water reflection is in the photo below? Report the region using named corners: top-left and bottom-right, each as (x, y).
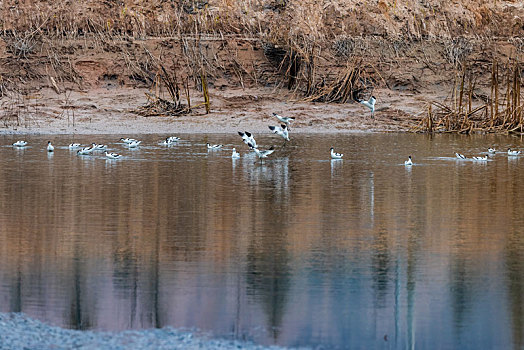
top-left (0, 133), bottom-right (523, 349)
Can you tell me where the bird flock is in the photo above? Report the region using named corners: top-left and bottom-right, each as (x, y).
top-left (8, 109), bottom-right (523, 165)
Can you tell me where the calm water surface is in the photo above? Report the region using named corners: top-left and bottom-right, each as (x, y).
top-left (0, 133), bottom-right (523, 349)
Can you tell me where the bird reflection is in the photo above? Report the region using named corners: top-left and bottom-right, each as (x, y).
top-left (330, 159), bottom-right (343, 178)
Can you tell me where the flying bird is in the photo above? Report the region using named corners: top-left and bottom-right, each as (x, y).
top-left (358, 95), bottom-right (376, 118)
top-left (268, 124), bottom-right (290, 142)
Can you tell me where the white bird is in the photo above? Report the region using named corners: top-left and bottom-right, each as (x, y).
top-left (68, 143), bottom-right (81, 149)
top-left (273, 112), bottom-right (295, 126)
top-left (472, 155), bottom-right (488, 161)
top-left (167, 136), bottom-right (180, 142)
top-left (207, 143), bottom-right (223, 150)
top-left (12, 140), bottom-right (27, 147)
top-left (232, 148), bottom-right (240, 158)
top-left (250, 143), bottom-right (275, 159)
top-left (238, 131), bottom-right (257, 149)
top-left (404, 155), bottom-right (413, 165)
top-left (77, 147), bottom-right (93, 155)
top-left (508, 148), bottom-right (521, 156)
top-left (330, 147), bottom-right (343, 159)
top-left (455, 152), bottom-right (466, 159)
top-left (488, 148), bottom-right (496, 153)
top-left (358, 95), bottom-right (376, 118)
top-left (128, 140), bottom-right (141, 148)
top-left (268, 124), bottom-right (290, 141)
top-left (46, 141), bottom-right (54, 152)
top-left (120, 138), bottom-right (138, 144)
top-left (105, 152), bottom-right (122, 159)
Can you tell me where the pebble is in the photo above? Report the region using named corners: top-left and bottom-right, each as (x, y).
top-left (0, 313), bottom-right (303, 350)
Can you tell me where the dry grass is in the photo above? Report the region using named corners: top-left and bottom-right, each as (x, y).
top-left (412, 59), bottom-right (523, 134)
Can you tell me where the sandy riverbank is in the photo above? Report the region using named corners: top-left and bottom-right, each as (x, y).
top-left (0, 86), bottom-right (428, 135)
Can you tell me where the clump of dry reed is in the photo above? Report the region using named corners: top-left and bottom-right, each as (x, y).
top-left (413, 59), bottom-right (523, 134)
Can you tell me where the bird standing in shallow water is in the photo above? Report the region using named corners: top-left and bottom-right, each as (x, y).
top-left (508, 148), bottom-right (521, 156)
top-left (358, 96), bottom-right (376, 118)
top-left (105, 152), bottom-right (122, 159)
top-left (207, 143), bottom-right (223, 150)
top-left (13, 140), bottom-right (27, 147)
top-left (455, 152), bottom-right (466, 159)
top-left (249, 143), bottom-right (274, 161)
top-left (330, 147), bottom-right (343, 159)
top-left (231, 148), bottom-right (240, 159)
top-left (472, 155), bottom-right (488, 161)
top-left (47, 141), bottom-right (54, 152)
top-left (404, 155), bottom-right (413, 165)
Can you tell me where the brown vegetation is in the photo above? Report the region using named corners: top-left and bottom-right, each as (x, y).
top-left (1, 1), bottom-right (524, 132)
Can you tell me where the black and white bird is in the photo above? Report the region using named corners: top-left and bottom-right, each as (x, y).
top-left (273, 112), bottom-right (295, 126)
top-left (12, 140), bottom-right (27, 147)
top-left (77, 146), bottom-right (93, 155)
top-left (404, 155), bottom-right (413, 165)
top-left (455, 152), bottom-right (466, 159)
top-left (330, 147), bottom-right (343, 160)
top-left (507, 148), bottom-right (521, 156)
top-left (207, 143), bottom-right (223, 150)
top-left (249, 143), bottom-right (275, 160)
top-left (358, 96), bottom-right (376, 118)
top-left (68, 143), bottom-right (81, 149)
top-left (105, 152), bottom-right (122, 159)
top-left (268, 124), bottom-right (290, 142)
top-left (472, 155), bottom-right (488, 161)
top-left (46, 141), bottom-right (54, 152)
top-left (488, 148), bottom-right (496, 154)
top-left (120, 138), bottom-right (138, 144)
top-left (238, 131), bottom-right (257, 149)
top-left (92, 143), bottom-right (107, 151)
top-left (127, 140), bottom-right (141, 148)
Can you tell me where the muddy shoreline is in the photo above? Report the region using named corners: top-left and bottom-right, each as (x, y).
top-left (0, 86), bottom-right (426, 135)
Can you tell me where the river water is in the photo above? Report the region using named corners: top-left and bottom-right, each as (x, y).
top-left (0, 133), bottom-right (523, 349)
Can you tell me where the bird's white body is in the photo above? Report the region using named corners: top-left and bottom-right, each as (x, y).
top-left (167, 136), bottom-right (180, 142)
top-left (68, 143), bottom-right (81, 149)
top-left (455, 152), bottom-right (466, 159)
top-left (92, 143), bottom-right (107, 151)
top-left (268, 124), bottom-right (290, 141)
top-left (232, 148), bottom-right (240, 159)
top-left (404, 156), bottom-right (413, 165)
top-left (207, 143), bottom-right (223, 150)
top-left (47, 141), bottom-right (54, 152)
top-left (128, 140), bottom-right (141, 148)
top-left (273, 112), bottom-right (295, 125)
top-left (120, 138), bottom-right (137, 144)
top-left (238, 131), bottom-right (257, 149)
top-left (488, 148), bottom-right (496, 154)
top-left (13, 140), bottom-right (27, 147)
top-left (472, 155), bottom-right (488, 161)
top-left (330, 148), bottom-right (343, 159)
top-left (508, 149), bottom-right (521, 156)
top-left (359, 96), bottom-right (376, 118)
top-left (77, 147), bottom-right (93, 155)
top-left (105, 152), bottom-right (122, 159)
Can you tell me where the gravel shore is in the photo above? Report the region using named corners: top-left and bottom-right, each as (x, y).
top-left (0, 313), bottom-right (298, 350)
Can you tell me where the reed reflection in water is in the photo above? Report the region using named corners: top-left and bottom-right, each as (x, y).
top-left (0, 133), bottom-right (522, 349)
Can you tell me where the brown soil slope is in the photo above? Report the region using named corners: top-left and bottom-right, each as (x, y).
top-left (0, 1), bottom-right (523, 133)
